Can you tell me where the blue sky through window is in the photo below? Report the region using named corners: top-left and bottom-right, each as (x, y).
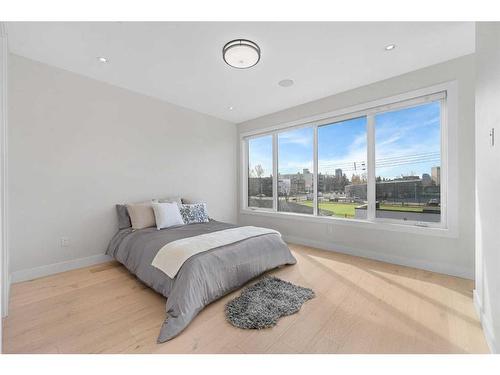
top-left (318, 117), bottom-right (367, 177)
top-left (248, 101), bottom-right (440, 181)
top-left (248, 135), bottom-right (272, 177)
top-left (375, 101), bottom-right (440, 179)
top-left (278, 127), bottom-right (313, 175)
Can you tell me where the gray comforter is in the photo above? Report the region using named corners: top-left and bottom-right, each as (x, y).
top-left (106, 220), bottom-right (296, 343)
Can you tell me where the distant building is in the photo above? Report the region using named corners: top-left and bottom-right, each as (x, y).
top-left (345, 178), bottom-right (440, 204)
top-left (344, 183), bottom-right (368, 202)
top-left (278, 169), bottom-right (313, 195)
top-left (431, 166), bottom-right (441, 185)
top-left (302, 168), bottom-right (313, 192)
top-left (400, 175), bottom-right (420, 180)
top-left (318, 170), bottom-right (351, 194)
top-left (422, 173), bottom-right (432, 186)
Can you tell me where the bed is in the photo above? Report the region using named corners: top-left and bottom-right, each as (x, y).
top-left (106, 220), bottom-right (297, 343)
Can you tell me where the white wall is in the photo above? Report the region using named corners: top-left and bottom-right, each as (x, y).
top-left (8, 55), bottom-right (237, 278)
top-left (474, 22), bottom-right (500, 354)
top-left (0, 24), bottom-right (8, 350)
top-left (237, 55), bottom-right (475, 278)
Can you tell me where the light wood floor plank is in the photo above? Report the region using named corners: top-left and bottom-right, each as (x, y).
top-left (1, 244), bottom-right (490, 354)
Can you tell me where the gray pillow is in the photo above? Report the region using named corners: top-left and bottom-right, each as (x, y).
top-left (179, 203), bottom-right (210, 224)
top-left (116, 204), bottom-right (132, 229)
top-left (153, 196), bottom-right (183, 205)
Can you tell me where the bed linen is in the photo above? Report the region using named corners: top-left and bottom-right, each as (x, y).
top-left (151, 226), bottom-right (281, 278)
top-left (106, 220), bottom-right (296, 343)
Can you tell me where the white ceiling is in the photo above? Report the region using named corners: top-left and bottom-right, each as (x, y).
top-left (6, 22), bottom-right (475, 123)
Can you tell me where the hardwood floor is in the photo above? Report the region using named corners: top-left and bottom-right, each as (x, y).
top-left (2, 244), bottom-right (489, 354)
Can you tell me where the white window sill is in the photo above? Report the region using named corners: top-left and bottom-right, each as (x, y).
top-left (240, 208), bottom-right (458, 238)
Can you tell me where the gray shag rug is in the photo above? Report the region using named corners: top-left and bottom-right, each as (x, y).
top-left (225, 276), bottom-right (315, 329)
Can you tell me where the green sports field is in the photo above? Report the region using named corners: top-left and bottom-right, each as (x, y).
top-left (300, 200), bottom-right (425, 218)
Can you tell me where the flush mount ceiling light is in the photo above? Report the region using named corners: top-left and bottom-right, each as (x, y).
top-left (97, 56), bottom-right (109, 63)
top-left (223, 39), bottom-right (261, 69)
top-left (385, 44), bottom-right (396, 51)
top-left (278, 79), bottom-right (294, 87)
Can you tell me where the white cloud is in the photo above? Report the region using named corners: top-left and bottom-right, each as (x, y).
top-left (279, 130), bottom-right (313, 147)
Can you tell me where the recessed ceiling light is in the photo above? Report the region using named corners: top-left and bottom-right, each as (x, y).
top-left (97, 56), bottom-right (109, 63)
top-left (385, 44), bottom-right (396, 51)
top-left (223, 39), bottom-right (261, 69)
top-left (278, 79), bottom-right (294, 87)
top-left (228, 106), bottom-right (234, 111)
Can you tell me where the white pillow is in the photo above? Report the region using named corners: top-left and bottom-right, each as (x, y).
top-left (152, 202), bottom-right (184, 230)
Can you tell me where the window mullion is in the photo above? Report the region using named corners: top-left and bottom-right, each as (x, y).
top-left (272, 133), bottom-right (278, 212)
top-left (313, 125), bottom-right (318, 216)
top-left (367, 115), bottom-right (376, 221)
top-left (243, 139), bottom-right (249, 210)
top-left (439, 97), bottom-right (447, 228)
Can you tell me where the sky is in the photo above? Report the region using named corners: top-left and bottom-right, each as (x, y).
top-left (318, 117), bottom-right (367, 177)
top-left (278, 127), bottom-right (313, 175)
top-left (374, 101), bottom-right (441, 179)
top-left (248, 135), bottom-right (273, 177)
top-left (248, 101), bottom-right (441, 180)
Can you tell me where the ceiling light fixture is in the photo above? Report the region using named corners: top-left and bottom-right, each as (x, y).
top-left (228, 106), bottom-right (234, 111)
top-left (223, 39), bottom-right (260, 69)
top-left (385, 44), bottom-right (396, 51)
top-left (97, 56), bottom-right (109, 63)
top-left (278, 79), bottom-right (294, 87)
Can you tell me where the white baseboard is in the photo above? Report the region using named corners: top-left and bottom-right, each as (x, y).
top-left (473, 289), bottom-right (483, 321)
top-left (282, 234), bottom-right (473, 279)
top-left (11, 253), bottom-right (113, 283)
top-left (473, 289), bottom-right (497, 354)
top-left (1, 273), bottom-right (10, 318)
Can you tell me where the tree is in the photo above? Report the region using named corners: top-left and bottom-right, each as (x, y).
top-left (254, 164), bottom-right (265, 196)
top-left (254, 164), bottom-right (264, 178)
top-left (282, 181), bottom-right (291, 202)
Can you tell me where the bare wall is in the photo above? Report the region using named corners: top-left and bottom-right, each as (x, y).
top-left (237, 55), bottom-right (475, 278)
top-left (475, 22), bottom-right (500, 353)
top-left (8, 54), bottom-right (237, 274)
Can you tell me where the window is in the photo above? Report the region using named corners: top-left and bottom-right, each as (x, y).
top-left (318, 117), bottom-right (367, 219)
top-left (375, 101), bottom-right (441, 223)
top-left (243, 87), bottom-right (448, 230)
top-left (248, 135), bottom-right (273, 209)
top-left (278, 127), bottom-right (314, 214)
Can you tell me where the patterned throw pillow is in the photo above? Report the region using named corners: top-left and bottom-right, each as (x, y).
top-left (179, 203), bottom-right (210, 224)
